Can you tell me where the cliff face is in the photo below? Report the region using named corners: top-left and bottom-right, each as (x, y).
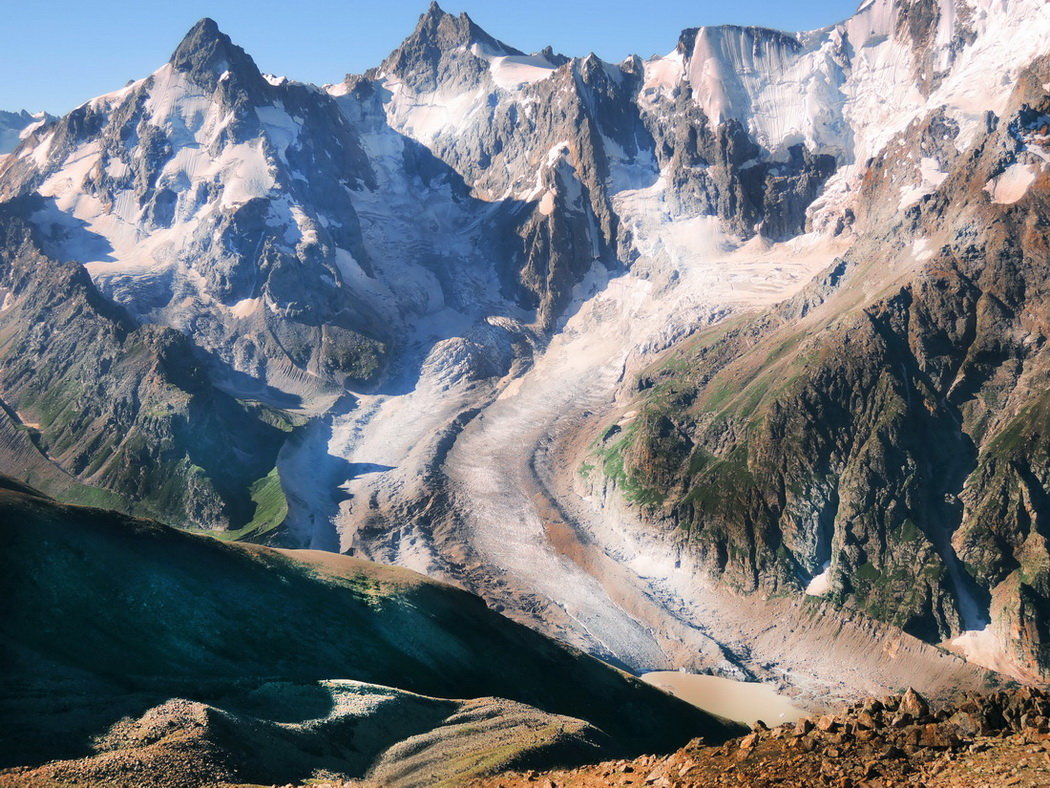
top-left (612, 56), bottom-right (1050, 674)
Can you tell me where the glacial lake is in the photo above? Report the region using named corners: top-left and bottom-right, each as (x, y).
top-left (642, 672), bottom-right (807, 726)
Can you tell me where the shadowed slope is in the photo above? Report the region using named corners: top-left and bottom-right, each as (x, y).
top-left (0, 478), bottom-right (742, 785)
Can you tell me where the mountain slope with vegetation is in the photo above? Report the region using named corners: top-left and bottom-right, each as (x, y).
top-left (0, 477), bottom-right (741, 786)
top-left (600, 54), bottom-right (1050, 679)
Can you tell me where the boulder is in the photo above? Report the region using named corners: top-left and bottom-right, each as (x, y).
top-left (816, 715), bottom-right (839, 732)
top-left (899, 688), bottom-right (931, 720)
top-left (946, 711), bottom-right (983, 740)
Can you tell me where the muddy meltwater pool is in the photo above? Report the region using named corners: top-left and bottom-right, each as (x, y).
top-left (642, 672), bottom-right (807, 726)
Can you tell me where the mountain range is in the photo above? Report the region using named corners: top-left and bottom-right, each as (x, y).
top-left (2, 0), bottom-right (1050, 775)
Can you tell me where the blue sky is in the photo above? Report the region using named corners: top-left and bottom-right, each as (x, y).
top-left (2, 0), bottom-right (858, 114)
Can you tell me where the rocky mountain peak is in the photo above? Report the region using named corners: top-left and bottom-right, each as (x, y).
top-left (537, 45), bottom-right (571, 67)
top-left (0, 109), bottom-right (52, 155)
top-left (380, 3), bottom-right (524, 91)
top-left (415, 3), bottom-right (518, 54)
top-left (169, 17), bottom-right (267, 99)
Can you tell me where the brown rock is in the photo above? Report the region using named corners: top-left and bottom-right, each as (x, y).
top-left (947, 710), bottom-right (982, 739)
top-left (856, 711), bottom-right (879, 730)
top-left (644, 771), bottom-right (674, 788)
top-left (1023, 713), bottom-right (1050, 733)
top-left (899, 688), bottom-right (930, 720)
top-left (861, 697), bottom-right (884, 714)
top-left (899, 725), bottom-right (922, 746)
top-left (919, 723), bottom-right (958, 749)
top-left (817, 715), bottom-right (839, 732)
top-left (739, 732), bottom-right (761, 750)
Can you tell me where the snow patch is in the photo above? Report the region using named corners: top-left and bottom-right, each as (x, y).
top-left (898, 157), bottom-right (949, 209)
top-left (984, 162), bottom-right (1039, 204)
top-left (471, 43), bottom-right (557, 90)
top-left (912, 237), bottom-right (936, 262)
top-left (942, 624), bottom-right (1032, 680)
top-left (380, 78), bottom-right (488, 142)
top-left (642, 51), bottom-right (684, 93)
top-left (538, 190), bottom-right (555, 215)
top-left (105, 158), bottom-right (130, 179)
top-left (257, 104), bottom-right (302, 162)
top-left (805, 561), bottom-right (832, 596)
top-left (229, 297), bottom-right (261, 318)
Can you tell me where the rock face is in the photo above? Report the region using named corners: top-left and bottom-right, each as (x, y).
top-left (611, 53), bottom-right (1050, 675)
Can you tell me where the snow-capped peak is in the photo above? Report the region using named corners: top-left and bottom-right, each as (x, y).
top-left (0, 110), bottom-right (54, 155)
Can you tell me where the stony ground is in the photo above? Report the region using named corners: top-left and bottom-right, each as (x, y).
top-left (12, 685), bottom-right (1050, 786)
top-left (469, 688), bottom-right (1050, 788)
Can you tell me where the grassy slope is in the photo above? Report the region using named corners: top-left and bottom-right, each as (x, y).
top-left (0, 479), bottom-right (742, 775)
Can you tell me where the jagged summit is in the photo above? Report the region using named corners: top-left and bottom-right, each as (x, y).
top-left (417, 2), bottom-right (516, 48)
top-left (380, 3), bottom-right (526, 91)
top-left (169, 17), bottom-right (266, 98)
top-left (537, 45), bottom-right (570, 67)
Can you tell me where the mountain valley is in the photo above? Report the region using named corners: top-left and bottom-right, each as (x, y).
top-left (2, 0), bottom-right (1050, 783)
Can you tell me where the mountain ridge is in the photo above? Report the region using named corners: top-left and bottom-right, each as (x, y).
top-left (0, 475), bottom-right (741, 786)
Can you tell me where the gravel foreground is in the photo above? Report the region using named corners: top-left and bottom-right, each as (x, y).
top-left (463, 687), bottom-right (1050, 788)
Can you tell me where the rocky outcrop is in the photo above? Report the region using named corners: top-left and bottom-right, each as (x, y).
top-left (377, 1), bottom-right (523, 94)
top-left (475, 686), bottom-right (1050, 787)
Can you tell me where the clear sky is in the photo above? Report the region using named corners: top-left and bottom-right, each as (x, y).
top-left (2, 0), bottom-right (859, 115)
